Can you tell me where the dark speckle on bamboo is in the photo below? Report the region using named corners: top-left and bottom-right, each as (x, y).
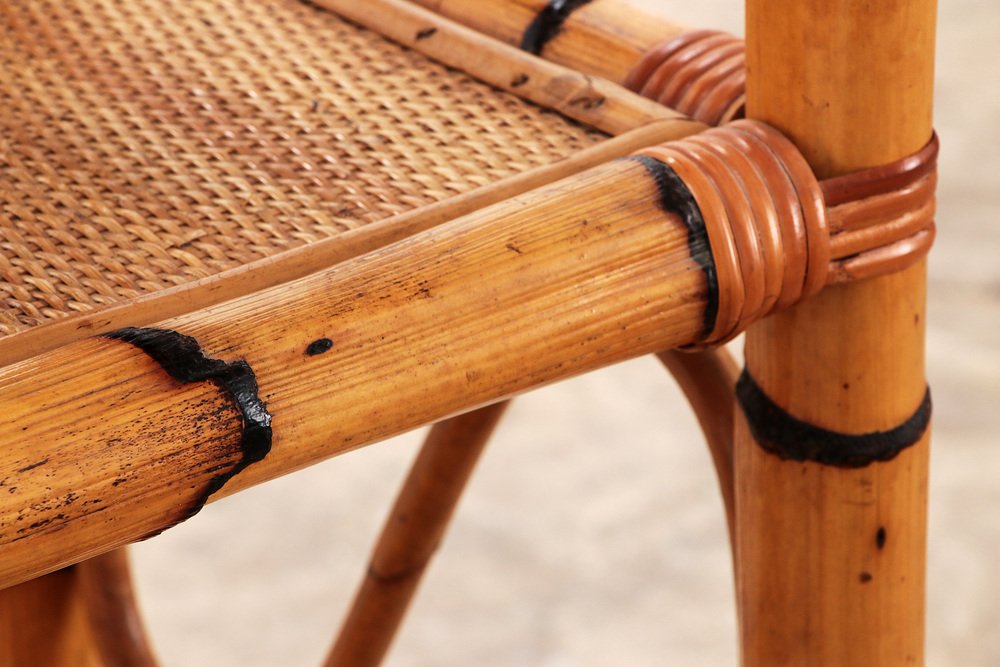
top-left (511, 73), bottom-right (529, 87)
top-left (305, 338), bottom-right (334, 355)
top-left (17, 458), bottom-right (49, 473)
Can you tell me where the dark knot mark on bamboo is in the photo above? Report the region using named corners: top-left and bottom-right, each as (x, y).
top-left (626, 155), bottom-right (718, 339)
top-left (305, 337), bottom-right (334, 355)
top-left (105, 327), bottom-right (272, 525)
top-left (520, 0), bottom-right (594, 55)
top-left (736, 369), bottom-right (931, 467)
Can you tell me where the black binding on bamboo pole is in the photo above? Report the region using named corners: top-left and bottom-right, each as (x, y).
top-left (521, 0), bottom-right (594, 55)
top-left (736, 369), bottom-right (931, 467)
top-left (627, 155), bottom-right (718, 339)
top-left (105, 327), bottom-right (273, 523)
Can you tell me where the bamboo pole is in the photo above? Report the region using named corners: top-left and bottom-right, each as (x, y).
top-left (656, 349), bottom-right (738, 539)
top-left (325, 402), bottom-right (508, 667)
top-left (0, 117), bottom-right (704, 667)
top-left (735, 1), bottom-right (936, 665)
top-left (0, 569), bottom-right (103, 666)
top-left (77, 550), bottom-right (160, 667)
top-left (310, 0), bottom-right (680, 136)
top-left (0, 117), bottom-right (704, 369)
top-left (0, 157), bottom-right (713, 590)
top-left (408, 0), bottom-right (686, 84)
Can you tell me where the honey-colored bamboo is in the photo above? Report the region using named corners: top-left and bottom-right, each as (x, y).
top-left (735, 1), bottom-right (936, 665)
top-left (77, 550), bottom-right (160, 667)
top-left (0, 117), bottom-right (704, 370)
top-left (409, 0), bottom-right (685, 85)
top-left (0, 157), bottom-right (712, 590)
top-left (310, 0), bottom-right (680, 136)
top-left (0, 549), bottom-right (157, 666)
top-left (325, 402), bottom-right (508, 667)
top-left (656, 349), bottom-right (738, 539)
top-left (0, 568), bottom-right (103, 666)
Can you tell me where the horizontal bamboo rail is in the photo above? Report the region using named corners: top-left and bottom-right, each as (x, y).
top-left (409, 0), bottom-right (686, 84)
top-left (310, 0), bottom-right (680, 136)
top-left (0, 117), bottom-right (705, 369)
top-left (0, 157), bottom-right (713, 590)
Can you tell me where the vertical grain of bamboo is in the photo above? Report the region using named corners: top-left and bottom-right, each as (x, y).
top-left (78, 549), bottom-right (160, 667)
top-left (736, 1), bottom-right (936, 665)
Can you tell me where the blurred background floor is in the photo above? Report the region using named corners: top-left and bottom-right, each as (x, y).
top-left (131, 1), bottom-right (1000, 665)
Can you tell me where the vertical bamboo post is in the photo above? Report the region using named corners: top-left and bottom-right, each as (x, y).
top-left (736, 1), bottom-right (936, 665)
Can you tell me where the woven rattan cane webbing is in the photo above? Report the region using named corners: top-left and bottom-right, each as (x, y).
top-left (0, 0), bottom-right (606, 336)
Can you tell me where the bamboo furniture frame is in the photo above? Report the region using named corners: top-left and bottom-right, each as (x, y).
top-left (0, 0), bottom-right (937, 664)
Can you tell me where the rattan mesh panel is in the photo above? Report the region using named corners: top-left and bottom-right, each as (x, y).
top-left (0, 0), bottom-right (606, 336)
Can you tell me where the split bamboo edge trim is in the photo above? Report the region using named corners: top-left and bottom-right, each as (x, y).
top-left (635, 119), bottom-right (937, 346)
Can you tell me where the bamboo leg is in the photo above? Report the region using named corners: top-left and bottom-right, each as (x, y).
top-left (77, 549), bottom-right (160, 667)
top-left (656, 349), bottom-right (738, 539)
top-left (736, 1), bottom-right (936, 665)
top-left (324, 402), bottom-right (508, 667)
top-left (0, 569), bottom-right (103, 666)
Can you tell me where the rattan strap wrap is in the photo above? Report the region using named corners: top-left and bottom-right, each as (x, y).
top-left (0, 0), bottom-right (606, 338)
top-left (636, 120), bottom-right (937, 345)
top-left (624, 30), bottom-right (746, 126)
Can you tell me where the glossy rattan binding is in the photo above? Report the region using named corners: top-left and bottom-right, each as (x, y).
top-left (0, 0), bottom-right (608, 338)
top-left (625, 30), bottom-right (747, 126)
top-left (636, 120), bottom-right (937, 345)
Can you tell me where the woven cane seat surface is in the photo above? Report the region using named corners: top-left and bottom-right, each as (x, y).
top-left (0, 0), bottom-right (606, 337)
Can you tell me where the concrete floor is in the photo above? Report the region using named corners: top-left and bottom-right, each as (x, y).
top-left (131, 1), bottom-right (1000, 665)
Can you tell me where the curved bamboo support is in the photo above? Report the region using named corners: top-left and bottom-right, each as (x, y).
top-left (656, 349), bottom-right (738, 539)
top-left (0, 569), bottom-right (104, 666)
top-left (325, 402), bottom-right (508, 667)
top-left (0, 157), bottom-right (714, 590)
top-left (735, 1), bottom-right (936, 664)
top-left (78, 550), bottom-right (160, 667)
top-left (408, 0), bottom-right (686, 84)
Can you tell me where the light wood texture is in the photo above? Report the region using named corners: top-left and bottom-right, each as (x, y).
top-left (736, 1), bottom-right (937, 665)
top-left (0, 158), bottom-right (712, 591)
top-left (311, 0), bottom-right (681, 136)
top-left (409, 0), bottom-right (686, 84)
top-left (325, 402), bottom-right (508, 667)
top-left (0, 117), bottom-right (704, 370)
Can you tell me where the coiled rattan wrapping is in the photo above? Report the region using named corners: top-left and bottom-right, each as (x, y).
top-left (0, 0), bottom-right (606, 337)
top-left (624, 30), bottom-right (746, 126)
top-left (637, 120), bottom-right (936, 345)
